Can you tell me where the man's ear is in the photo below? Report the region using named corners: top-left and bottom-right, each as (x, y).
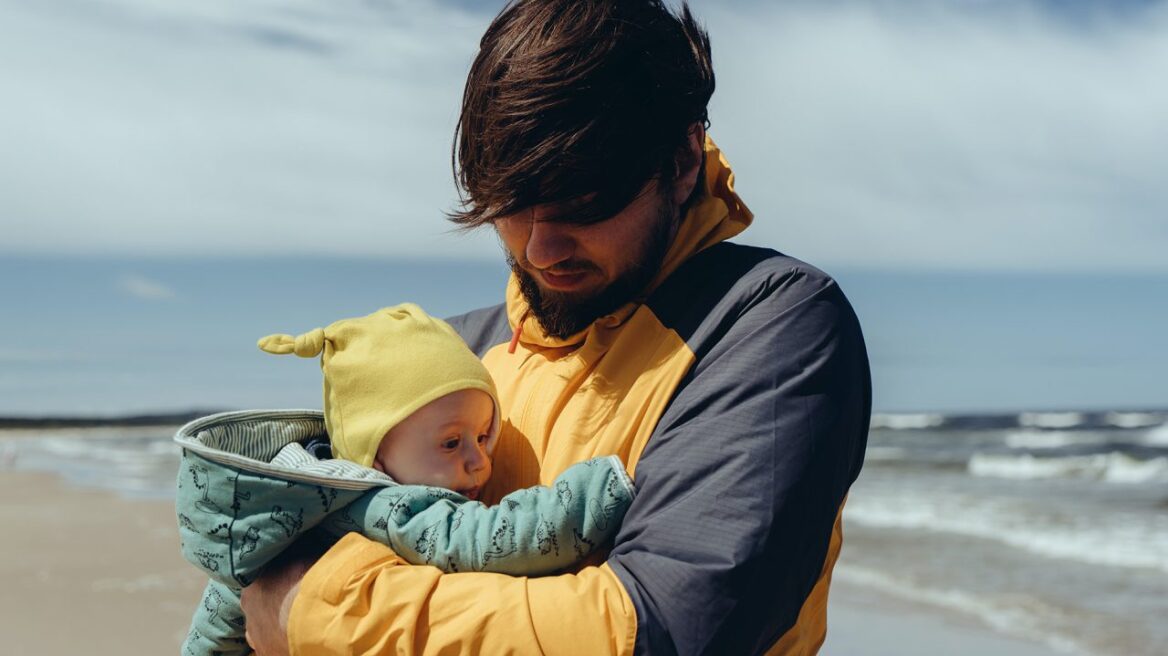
top-left (672, 123), bottom-right (706, 208)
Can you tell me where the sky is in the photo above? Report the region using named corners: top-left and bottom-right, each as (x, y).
top-left (1, 0), bottom-right (1165, 416)
top-left (3, 0), bottom-right (1167, 272)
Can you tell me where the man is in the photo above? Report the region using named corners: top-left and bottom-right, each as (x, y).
top-left (242, 1), bottom-right (870, 654)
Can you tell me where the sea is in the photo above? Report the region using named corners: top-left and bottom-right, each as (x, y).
top-left (3, 256), bottom-right (1166, 415)
top-left (2, 255), bottom-right (1166, 653)
top-left (840, 411), bottom-right (1168, 656)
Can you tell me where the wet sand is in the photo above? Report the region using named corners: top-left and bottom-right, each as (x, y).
top-left (825, 583), bottom-right (1065, 656)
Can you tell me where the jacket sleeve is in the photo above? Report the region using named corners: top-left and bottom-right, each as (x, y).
top-left (288, 535), bottom-right (638, 655)
top-left (287, 267), bottom-right (869, 655)
top-left (608, 269), bottom-right (871, 654)
top-left (321, 455), bottom-right (635, 576)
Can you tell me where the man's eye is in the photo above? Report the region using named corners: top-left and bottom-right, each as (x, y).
top-left (442, 437), bottom-right (460, 450)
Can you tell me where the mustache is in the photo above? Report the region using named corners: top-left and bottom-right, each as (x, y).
top-left (541, 261), bottom-right (600, 275)
top-left (506, 252), bottom-right (601, 277)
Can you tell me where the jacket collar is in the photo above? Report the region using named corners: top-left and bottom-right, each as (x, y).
top-left (505, 135), bottom-right (753, 350)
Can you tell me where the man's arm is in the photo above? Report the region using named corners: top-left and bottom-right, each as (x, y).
top-left (610, 263), bottom-right (871, 654)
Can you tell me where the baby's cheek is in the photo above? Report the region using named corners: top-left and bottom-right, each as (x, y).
top-left (410, 463), bottom-right (460, 489)
top-left (381, 460), bottom-right (419, 485)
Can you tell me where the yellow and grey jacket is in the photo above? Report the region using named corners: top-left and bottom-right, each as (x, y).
top-left (287, 138), bottom-right (872, 655)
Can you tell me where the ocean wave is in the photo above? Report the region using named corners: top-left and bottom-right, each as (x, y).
top-left (1003, 430), bottom-right (1086, 449)
top-left (34, 437), bottom-right (177, 464)
top-left (844, 492), bottom-right (1168, 574)
top-left (0, 425), bottom-right (176, 440)
top-left (969, 452), bottom-right (1168, 485)
top-left (834, 565), bottom-right (1087, 655)
top-left (1105, 412), bottom-right (1165, 429)
top-left (867, 410), bottom-right (1168, 434)
top-left (1144, 423), bottom-right (1168, 446)
top-left (862, 446), bottom-right (909, 462)
top-left (1019, 412), bottom-right (1085, 429)
top-left (870, 413), bottom-right (945, 430)
top-left (0, 443), bottom-right (17, 469)
top-left (5, 433), bottom-right (180, 498)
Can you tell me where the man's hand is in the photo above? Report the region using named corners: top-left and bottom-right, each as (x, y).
top-left (241, 534), bottom-right (332, 655)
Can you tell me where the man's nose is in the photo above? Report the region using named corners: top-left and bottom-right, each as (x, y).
top-left (525, 219), bottom-right (574, 270)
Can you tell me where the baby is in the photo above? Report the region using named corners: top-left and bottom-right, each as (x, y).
top-left (176, 304), bottom-right (634, 656)
top-left (257, 302), bottom-right (503, 500)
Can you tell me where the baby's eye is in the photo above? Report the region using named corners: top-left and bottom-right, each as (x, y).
top-left (441, 437), bottom-right (461, 450)
top-left (477, 434), bottom-right (489, 445)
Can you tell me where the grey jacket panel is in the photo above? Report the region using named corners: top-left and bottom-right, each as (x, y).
top-left (611, 243), bottom-right (870, 655)
top-left (446, 302), bottom-right (511, 358)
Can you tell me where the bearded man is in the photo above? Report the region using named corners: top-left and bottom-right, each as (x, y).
top-left (243, 1), bottom-right (871, 654)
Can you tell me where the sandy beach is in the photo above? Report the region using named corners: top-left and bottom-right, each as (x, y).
top-left (824, 583), bottom-right (1064, 656)
top-left (0, 465), bottom-right (1071, 656)
top-left (0, 471), bottom-right (206, 655)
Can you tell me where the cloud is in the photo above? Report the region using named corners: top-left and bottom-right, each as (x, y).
top-left (1, 0), bottom-right (1166, 272)
top-left (117, 274), bottom-right (176, 300)
top-left (0, 0), bottom-right (496, 258)
top-left (703, 0), bottom-right (1168, 272)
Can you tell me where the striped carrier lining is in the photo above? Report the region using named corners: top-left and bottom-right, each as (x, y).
top-left (174, 409), bottom-right (397, 490)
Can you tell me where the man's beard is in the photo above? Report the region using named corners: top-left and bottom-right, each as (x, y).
top-left (508, 201), bottom-right (676, 340)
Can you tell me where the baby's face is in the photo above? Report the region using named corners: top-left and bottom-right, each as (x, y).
top-left (372, 389), bottom-right (494, 500)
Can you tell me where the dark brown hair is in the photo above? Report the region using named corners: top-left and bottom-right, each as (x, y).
top-left (449, 0), bottom-right (714, 228)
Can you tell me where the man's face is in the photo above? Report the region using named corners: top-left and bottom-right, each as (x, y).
top-left (494, 182), bottom-right (678, 339)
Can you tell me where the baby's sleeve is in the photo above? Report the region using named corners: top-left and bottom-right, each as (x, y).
top-left (324, 455), bottom-right (635, 575)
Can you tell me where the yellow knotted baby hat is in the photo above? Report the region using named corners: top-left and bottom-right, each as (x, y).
top-left (257, 303), bottom-right (500, 468)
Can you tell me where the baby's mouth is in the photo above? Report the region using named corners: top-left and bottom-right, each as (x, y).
top-left (461, 486), bottom-right (481, 501)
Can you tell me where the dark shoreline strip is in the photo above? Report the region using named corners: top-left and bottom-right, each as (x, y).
top-left (0, 410), bottom-right (229, 429)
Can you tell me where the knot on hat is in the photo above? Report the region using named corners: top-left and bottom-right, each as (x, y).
top-left (257, 328), bottom-right (327, 358)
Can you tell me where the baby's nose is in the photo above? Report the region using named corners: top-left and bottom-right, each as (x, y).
top-left (465, 443), bottom-right (490, 473)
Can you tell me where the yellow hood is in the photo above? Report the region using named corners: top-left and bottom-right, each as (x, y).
top-left (505, 135), bottom-right (753, 349)
top-left (256, 303), bottom-right (501, 468)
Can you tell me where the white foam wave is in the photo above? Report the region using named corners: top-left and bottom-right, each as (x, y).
top-left (0, 444), bottom-right (17, 469)
top-left (1105, 412), bottom-right (1165, 429)
top-left (33, 438), bottom-right (174, 467)
top-left (834, 565), bottom-right (1086, 655)
top-left (5, 433), bottom-right (180, 498)
top-left (863, 446), bottom-right (908, 462)
top-left (1004, 430), bottom-right (1082, 449)
top-left (969, 452), bottom-right (1168, 485)
top-left (1019, 412), bottom-right (1085, 429)
top-left (37, 437), bottom-right (103, 458)
top-left (146, 440), bottom-right (181, 456)
top-left (871, 413), bottom-right (945, 430)
top-left (0, 426), bottom-right (176, 440)
top-left (1144, 423), bottom-right (1168, 446)
top-left (844, 492), bottom-right (1168, 574)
